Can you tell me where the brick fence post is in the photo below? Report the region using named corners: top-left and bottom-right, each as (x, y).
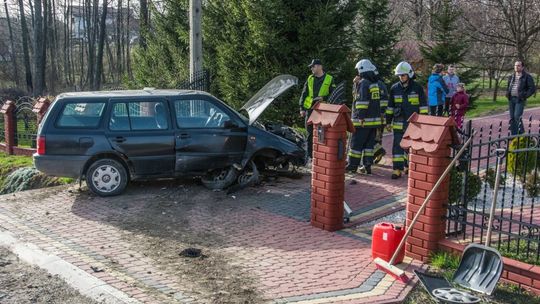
top-left (0, 100), bottom-right (16, 155)
top-left (399, 113), bottom-right (460, 262)
top-left (33, 97), bottom-right (51, 124)
top-left (307, 103), bottom-right (355, 231)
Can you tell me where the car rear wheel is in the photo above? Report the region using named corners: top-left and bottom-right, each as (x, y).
top-left (201, 166), bottom-right (238, 190)
top-left (86, 159), bottom-right (128, 196)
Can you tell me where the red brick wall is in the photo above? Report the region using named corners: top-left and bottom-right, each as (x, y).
top-left (311, 122), bottom-right (348, 232)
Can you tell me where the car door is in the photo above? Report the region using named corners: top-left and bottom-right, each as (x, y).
top-left (106, 98), bottom-right (175, 176)
top-left (172, 95), bottom-right (248, 173)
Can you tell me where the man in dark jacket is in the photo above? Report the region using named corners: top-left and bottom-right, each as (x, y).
top-left (299, 59), bottom-right (336, 163)
top-left (346, 59), bottom-right (387, 174)
top-left (506, 61), bottom-right (536, 135)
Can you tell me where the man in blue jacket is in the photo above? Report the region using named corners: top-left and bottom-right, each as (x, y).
top-left (506, 60), bottom-right (536, 135)
top-left (428, 64), bottom-right (449, 116)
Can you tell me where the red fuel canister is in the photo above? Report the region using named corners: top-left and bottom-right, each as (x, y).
top-left (372, 222), bottom-right (405, 265)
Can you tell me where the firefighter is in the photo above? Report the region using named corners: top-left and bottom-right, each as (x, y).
top-left (386, 61), bottom-right (428, 179)
top-left (346, 59), bottom-right (387, 174)
top-left (299, 59), bottom-right (336, 163)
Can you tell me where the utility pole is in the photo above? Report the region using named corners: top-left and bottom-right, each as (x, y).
top-left (189, 0), bottom-right (202, 81)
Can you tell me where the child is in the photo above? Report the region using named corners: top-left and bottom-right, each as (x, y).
top-left (450, 83), bottom-right (469, 129)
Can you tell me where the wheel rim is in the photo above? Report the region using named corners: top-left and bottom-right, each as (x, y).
top-left (91, 165), bottom-right (121, 193)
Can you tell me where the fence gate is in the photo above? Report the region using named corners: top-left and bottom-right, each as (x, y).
top-left (14, 97), bottom-right (38, 148)
top-left (447, 117), bottom-right (540, 264)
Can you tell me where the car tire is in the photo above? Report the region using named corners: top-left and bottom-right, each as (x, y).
top-left (201, 166), bottom-right (238, 190)
top-left (86, 159), bottom-right (128, 196)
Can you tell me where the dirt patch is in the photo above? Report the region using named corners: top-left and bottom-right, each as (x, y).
top-left (0, 246), bottom-right (98, 304)
top-left (98, 180), bottom-right (267, 303)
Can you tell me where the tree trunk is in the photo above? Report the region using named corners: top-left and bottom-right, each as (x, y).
top-left (18, 0), bottom-right (33, 92)
top-left (93, 0), bottom-right (108, 90)
top-left (139, 0), bottom-right (148, 49)
top-left (4, 1), bottom-right (20, 86)
top-left (116, 0), bottom-right (123, 81)
top-left (492, 78), bottom-right (500, 102)
top-left (33, 0), bottom-right (47, 96)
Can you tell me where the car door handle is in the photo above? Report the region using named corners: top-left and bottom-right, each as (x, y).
top-left (113, 136), bottom-right (126, 143)
top-left (178, 133), bottom-right (190, 139)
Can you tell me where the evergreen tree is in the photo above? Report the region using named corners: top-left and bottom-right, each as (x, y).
top-left (419, 0), bottom-right (479, 107)
top-left (204, 0), bottom-right (359, 125)
top-left (354, 0), bottom-right (401, 82)
top-left (131, 0), bottom-right (190, 88)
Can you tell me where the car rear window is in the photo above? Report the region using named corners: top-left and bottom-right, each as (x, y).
top-left (56, 102), bottom-right (106, 128)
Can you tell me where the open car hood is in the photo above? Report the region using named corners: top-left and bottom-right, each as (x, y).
top-left (241, 75), bottom-right (298, 125)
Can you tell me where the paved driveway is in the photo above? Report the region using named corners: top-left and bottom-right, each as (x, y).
top-left (0, 176), bottom-right (421, 303)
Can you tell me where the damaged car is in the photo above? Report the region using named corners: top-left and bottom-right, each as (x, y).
top-left (33, 75), bottom-right (305, 196)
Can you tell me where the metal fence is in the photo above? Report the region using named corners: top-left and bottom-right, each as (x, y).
top-left (447, 116), bottom-right (540, 264)
top-left (14, 98), bottom-right (38, 148)
top-left (178, 70), bottom-right (210, 92)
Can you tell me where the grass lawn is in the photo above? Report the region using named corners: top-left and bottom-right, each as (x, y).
top-left (467, 95), bottom-right (540, 118)
top-left (0, 152), bottom-right (34, 187)
top-left (404, 251), bottom-right (540, 304)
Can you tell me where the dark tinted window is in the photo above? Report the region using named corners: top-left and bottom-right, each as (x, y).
top-left (174, 99), bottom-right (229, 128)
top-left (108, 101), bottom-right (168, 131)
top-left (57, 102), bottom-right (105, 128)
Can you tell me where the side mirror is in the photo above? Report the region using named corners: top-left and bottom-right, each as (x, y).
top-left (223, 120), bottom-right (238, 129)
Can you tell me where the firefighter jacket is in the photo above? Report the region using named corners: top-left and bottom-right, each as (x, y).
top-left (299, 73), bottom-right (335, 110)
top-left (385, 80), bottom-right (428, 131)
top-left (352, 78), bottom-right (388, 128)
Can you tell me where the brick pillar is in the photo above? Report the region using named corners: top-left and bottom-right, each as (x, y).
top-left (0, 100), bottom-right (16, 155)
top-left (307, 103), bottom-right (355, 232)
top-left (33, 97), bottom-right (51, 124)
top-left (400, 113), bottom-right (460, 262)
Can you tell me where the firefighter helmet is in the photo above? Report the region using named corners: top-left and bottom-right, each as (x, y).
top-left (355, 59), bottom-right (377, 74)
top-left (394, 61), bottom-right (414, 78)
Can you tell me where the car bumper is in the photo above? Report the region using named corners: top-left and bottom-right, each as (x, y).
top-left (33, 154), bottom-right (89, 178)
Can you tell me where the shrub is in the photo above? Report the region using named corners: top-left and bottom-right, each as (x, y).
top-left (507, 136), bottom-right (539, 178)
top-left (449, 167), bottom-right (482, 205)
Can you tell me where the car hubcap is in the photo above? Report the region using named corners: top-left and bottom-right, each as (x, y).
top-left (92, 165), bottom-right (120, 193)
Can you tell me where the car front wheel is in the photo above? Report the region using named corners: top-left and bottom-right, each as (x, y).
top-left (86, 159), bottom-right (128, 196)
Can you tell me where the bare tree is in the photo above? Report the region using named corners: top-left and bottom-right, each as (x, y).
top-left (3, 0), bottom-right (20, 86)
top-left (92, 0), bottom-right (107, 89)
top-left (18, 0), bottom-right (33, 92)
top-left (462, 0), bottom-right (540, 65)
top-left (33, 0), bottom-right (47, 96)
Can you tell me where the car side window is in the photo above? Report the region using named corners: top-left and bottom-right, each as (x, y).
top-left (56, 102), bottom-right (106, 128)
top-left (109, 101), bottom-right (168, 131)
top-left (174, 99), bottom-right (230, 128)
top-left (109, 103), bottom-right (130, 131)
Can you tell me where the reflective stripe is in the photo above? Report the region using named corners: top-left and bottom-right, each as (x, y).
top-left (393, 122), bottom-right (404, 130)
top-left (386, 107), bottom-right (394, 115)
top-left (380, 100), bottom-right (388, 107)
top-left (394, 95), bottom-right (403, 103)
top-left (409, 96), bottom-right (419, 105)
top-left (420, 106), bottom-right (429, 114)
top-left (393, 154), bottom-right (405, 162)
top-left (363, 149), bottom-right (374, 156)
top-left (348, 150), bottom-right (362, 158)
top-left (355, 101), bottom-right (369, 109)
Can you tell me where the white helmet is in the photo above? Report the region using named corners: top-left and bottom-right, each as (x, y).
top-left (394, 61), bottom-right (414, 78)
top-left (355, 59), bottom-right (377, 74)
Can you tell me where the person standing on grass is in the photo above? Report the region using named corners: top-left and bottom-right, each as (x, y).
top-left (506, 61), bottom-right (536, 135)
top-left (450, 83), bottom-right (469, 130)
top-left (428, 63), bottom-right (449, 116)
top-left (443, 65), bottom-right (460, 116)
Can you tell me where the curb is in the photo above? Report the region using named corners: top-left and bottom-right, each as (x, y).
top-left (0, 231), bottom-right (140, 304)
